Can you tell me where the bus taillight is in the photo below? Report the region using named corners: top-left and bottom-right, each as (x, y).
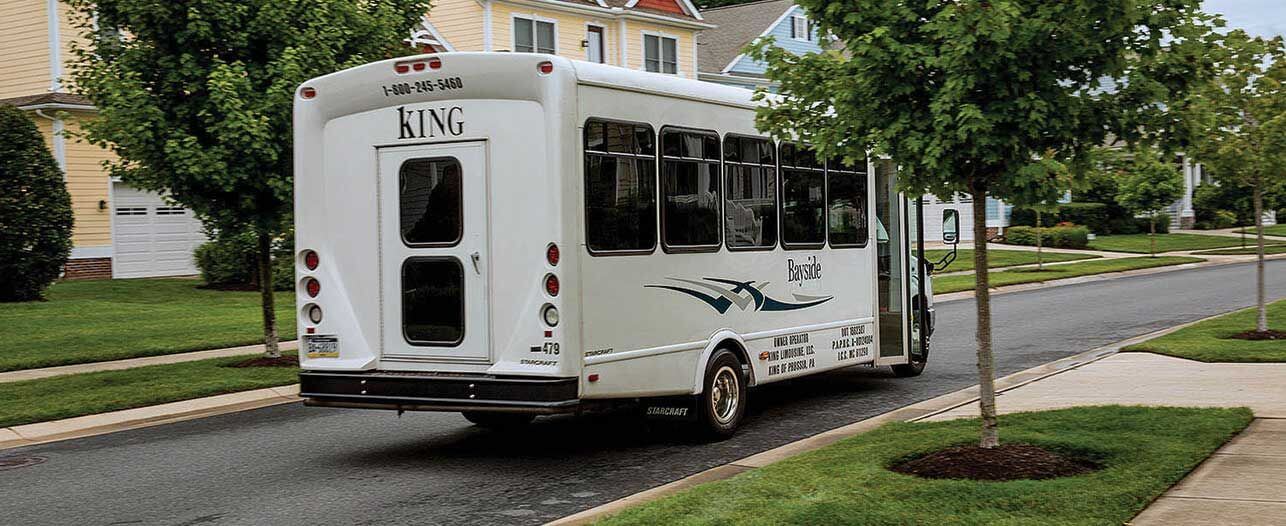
top-left (537, 61), bottom-right (554, 75)
top-left (300, 87), bottom-right (316, 99)
top-left (302, 250), bottom-right (319, 270)
top-left (304, 277), bottom-right (320, 298)
top-left (545, 274), bottom-right (560, 297)
top-left (546, 243), bottom-right (560, 266)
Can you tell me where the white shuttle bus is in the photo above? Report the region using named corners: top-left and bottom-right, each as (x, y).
top-left (293, 52), bottom-right (954, 437)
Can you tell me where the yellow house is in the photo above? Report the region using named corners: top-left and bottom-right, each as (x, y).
top-left (0, 0), bottom-right (207, 280)
top-left (417, 0), bottom-right (713, 78)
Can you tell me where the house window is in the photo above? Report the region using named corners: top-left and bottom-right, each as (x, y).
top-left (587, 25), bottom-right (605, 63)
top-left (514, 16), bottom-right (555, 54)
top-left (644, 34), bottom-right (678, 74)
top-left (791, 15), bottom-right (810, 42)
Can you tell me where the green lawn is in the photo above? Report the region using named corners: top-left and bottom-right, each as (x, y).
top-left (933, 256), bottom-right (1203, 294)
top-left (0, 279), bottom-right (296, 372)
top-left (1124, 300), bottom-right (1286, 362)
top-left (1239, 224), bottom-right (1286, 237)
top-left (1192, 245), bottom-right (1286, 256)
top-left (1088, 233), bottom-right (1271, 254)
top-left (0, 353), bottom-right (298, 428)
top-left (599, 406), bottom-right (1252, 526)
top-left (924, 249), bottom-right (1096, 273)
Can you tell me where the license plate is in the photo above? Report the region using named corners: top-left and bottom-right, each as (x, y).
top-left (305, 335), bottom-right (339, 359)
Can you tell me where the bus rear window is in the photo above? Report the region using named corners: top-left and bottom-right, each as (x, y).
top-left (584, 120), bottom-right (657, 253)
top-left (399, 157), bottom-right (462, 246)
top-left (402, 258), bottom-right (464, 345)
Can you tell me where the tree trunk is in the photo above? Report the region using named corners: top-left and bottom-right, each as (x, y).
top-left (1035, 210), bottom-right (1043, 271)
top-left (972, 191), bottom-right (999, 449)
top-left (1149, 216), bottom-right (1157, 258)
top-left (1254, 183), bottom-right (1268, 333)
top-left (257, 231), bottom-right (281, 359)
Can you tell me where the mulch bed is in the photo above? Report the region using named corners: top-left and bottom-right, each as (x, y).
top-left (890, 443), bottom-right (1100, 481)
top-left (1229, 330), bottom-right (1286, 341)
top-left (227, 355), bottom-right (299, 368)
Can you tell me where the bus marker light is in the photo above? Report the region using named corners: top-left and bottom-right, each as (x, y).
top-left (545, 274), bottom-right (560, 297)
top-left (544, 330), bottom-right (553, 338)
top-left (546, 243), bottom-right (560, 266)
top-left (428, 57), bottom-right (442, 69)
top-left (306, 327), bottom-right (316, 334)
top-left (300, 87), bottom-right (317, 99)
top-left (395, 63), bottom-right (410, 74)
top-left (412, 62), bottom-right (426, 71)
top-left (759, 351), bottom-right (770, 361)
top-left (538, 61), bottom-right (554, 75)
top-left (588, 374), bottom-right (599, 382)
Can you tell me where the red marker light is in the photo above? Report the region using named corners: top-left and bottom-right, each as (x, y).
top-left (300, 87), bottom-right (317, 99)
top-left (412, 62), bottom-right (426, 71)
top-left (303, 250), bottom-right (319, 270)
top-left (395, 63), bottom-right (410, 74)
top-left (537, 61), bottom-right (554, 75)
top-left (545, 274), bottom-right (560, 297)
top-left (546, 243), bottom-right (560, 266)
top-left (306, 327), bottom-right (316, 334)
top-left (428, 57), bottom-right (442, 70)
top-left (588, 374), bottom-right (600, 382)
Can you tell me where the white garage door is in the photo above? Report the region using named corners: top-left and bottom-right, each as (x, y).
top-left (112, 183), bottom-right (207, 279)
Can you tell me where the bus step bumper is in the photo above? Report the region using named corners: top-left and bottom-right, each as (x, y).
top-left (299, 371), bottom-right (580, 414)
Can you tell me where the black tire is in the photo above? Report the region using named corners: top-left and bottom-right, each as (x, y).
top-left (461, 411), bottom-right (535, 429)
top-left (696, 349), bottom-right (747, 439)
top-left (891, 359), bottom-right (926, 377)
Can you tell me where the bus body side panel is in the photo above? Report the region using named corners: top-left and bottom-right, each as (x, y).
top-left (573, 85), bottom-right (878, 400)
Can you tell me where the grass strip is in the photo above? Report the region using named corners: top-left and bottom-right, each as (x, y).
top-left (1239, 224), bottom-right (1286, 237)
top-left (1123, 300), bottom-right (1286, 362)
top-left (933, 256), bottom-right (1203, 294)
top-left (0, 278), bottom-right (296, 372)
top-left (924, 249), bottom-right (1096, 273)
top-left (1192, 245), bottom-right (1286, 256)
top-left (0, 354), bottom-right (298, 428)
top-left (599, 406), bottom-right (1252, 526)
top-left (1087, 233), bottom-right (1274, 254)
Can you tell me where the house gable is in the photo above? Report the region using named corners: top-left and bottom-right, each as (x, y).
top-left (725, 5), bottom-right (822, 76)
top-left (631, 0), bottom-right (686, 16)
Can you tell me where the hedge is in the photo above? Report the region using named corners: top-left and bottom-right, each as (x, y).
top-left (1004, 225), bottom-right (1090, 249)
top-left (0, 105), bottom-right (74, 301)
top-left (1011, 203), bottom-right (1169, 235)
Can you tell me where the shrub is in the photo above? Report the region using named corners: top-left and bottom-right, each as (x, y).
top-left (0, 105), bottom-right (74, 301)
top-left (1011, 202), bottom-right (1111, 234)
top-left (194, 229), bottom-right (293, 291)
top-left (1004, 225), bottom-right (1090, 249)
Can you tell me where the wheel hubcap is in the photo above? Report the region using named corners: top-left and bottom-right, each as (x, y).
top-left (711, 366), bottom-right (740, 425)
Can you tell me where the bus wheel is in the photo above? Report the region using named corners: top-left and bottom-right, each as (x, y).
top-left (461, 411), bottom-right (535, 429)
top-left (697, 349), bottom-right (747, 439)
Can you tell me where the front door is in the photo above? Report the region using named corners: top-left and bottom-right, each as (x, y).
top-left (875, 160), bottom-right (910, 365)
top-left (378, 141), bottom-right (490, 363)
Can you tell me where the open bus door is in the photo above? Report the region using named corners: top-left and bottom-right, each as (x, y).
top-left (874, 162), bottom-right (930, 373)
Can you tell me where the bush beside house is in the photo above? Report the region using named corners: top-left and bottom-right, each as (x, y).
top-left (0, 106), bottom-right (74, 302)
top-left (1003, 225), bottom-right (1090, 249)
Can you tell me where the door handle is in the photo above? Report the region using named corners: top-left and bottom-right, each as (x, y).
top-left (470, 252), bottom-right (481, 274)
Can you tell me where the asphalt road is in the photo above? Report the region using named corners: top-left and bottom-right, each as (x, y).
top-left (6, 260), bottom-right (1286, 526)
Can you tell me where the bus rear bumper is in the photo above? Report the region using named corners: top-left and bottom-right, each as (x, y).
top-left (299, 370), bottom-right (581, 414)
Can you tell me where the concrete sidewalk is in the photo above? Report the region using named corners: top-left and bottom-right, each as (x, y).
top-left (0, 340), bottom-right (298, 384)
top-left (925, 352), bottom-right (1286, 525)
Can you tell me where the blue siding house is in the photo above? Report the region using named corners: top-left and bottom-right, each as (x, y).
top-left (696, 0), bottom-right (824, 90)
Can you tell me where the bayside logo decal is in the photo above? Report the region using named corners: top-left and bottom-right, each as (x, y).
top-left (397, 106), bottom-right (464, 139)
top-left (787, 256), bottom-right (822, 284)
top-left (645, 277), bottom-right (833, 314)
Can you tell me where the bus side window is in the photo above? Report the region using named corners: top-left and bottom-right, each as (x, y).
top-left (827, 157), bottom-right (869, 248)
top-left (660, 128), bottom-right (722, 252)
top-left (780, 142), bottom-right (826, 249)
top-left (724, 135), bottom-right (777, 250)
top-left (584, 119), bottom-right (657, 254)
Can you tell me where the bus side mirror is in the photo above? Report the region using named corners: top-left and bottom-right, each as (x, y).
top-left (942, 209), bottom-right (960, 245)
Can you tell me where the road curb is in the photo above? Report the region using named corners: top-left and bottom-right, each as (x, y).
top-left (0, 384), bottom-right (301, 452)
top-left (546, 314), bottom-right (1225, 526)
top-left (933, 253), bottom-right (1286, 304)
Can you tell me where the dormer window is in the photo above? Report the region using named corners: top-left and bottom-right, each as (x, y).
top-left (644, 34), bottom-right (678, 74)
top-left (791, 14), bottom-right (810, 42)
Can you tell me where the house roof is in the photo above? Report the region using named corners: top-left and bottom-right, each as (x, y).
top-left (0, 92), bottom-right (95, 109)
top-left (696, 0), bottom-right (796, 73)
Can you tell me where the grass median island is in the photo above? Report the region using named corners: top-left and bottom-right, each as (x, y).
top-left (1123, 300), bottom-right (1286, 362)
top-left (932, 256), bottom-right (1203, 294)
top-left (0, 278), bottom-right (297, 372)
top-left (1087, 233), bottom-right (1269, 254)
top-left (598, 406), bottom-right (1252, 526)
top-left (0, 353), bottom-right (298, 428)
top-left (924, 249), bottom-right (1096, 273)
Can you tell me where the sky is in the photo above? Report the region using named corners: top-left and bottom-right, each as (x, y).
top-left (1203, 0), bottom-right (1286, 38)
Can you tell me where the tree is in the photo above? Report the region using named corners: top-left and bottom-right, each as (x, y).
top-left (0, 105), bottom-right (74, 301)
top-left (1187, 32), bottom-right (1286, 335)
top-left (66, 0), bottom-right (430, 358)
top-left (1115, 151), bottom-right (1184, 257)
top-left (751, 1), bottom-right (1215, 449)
